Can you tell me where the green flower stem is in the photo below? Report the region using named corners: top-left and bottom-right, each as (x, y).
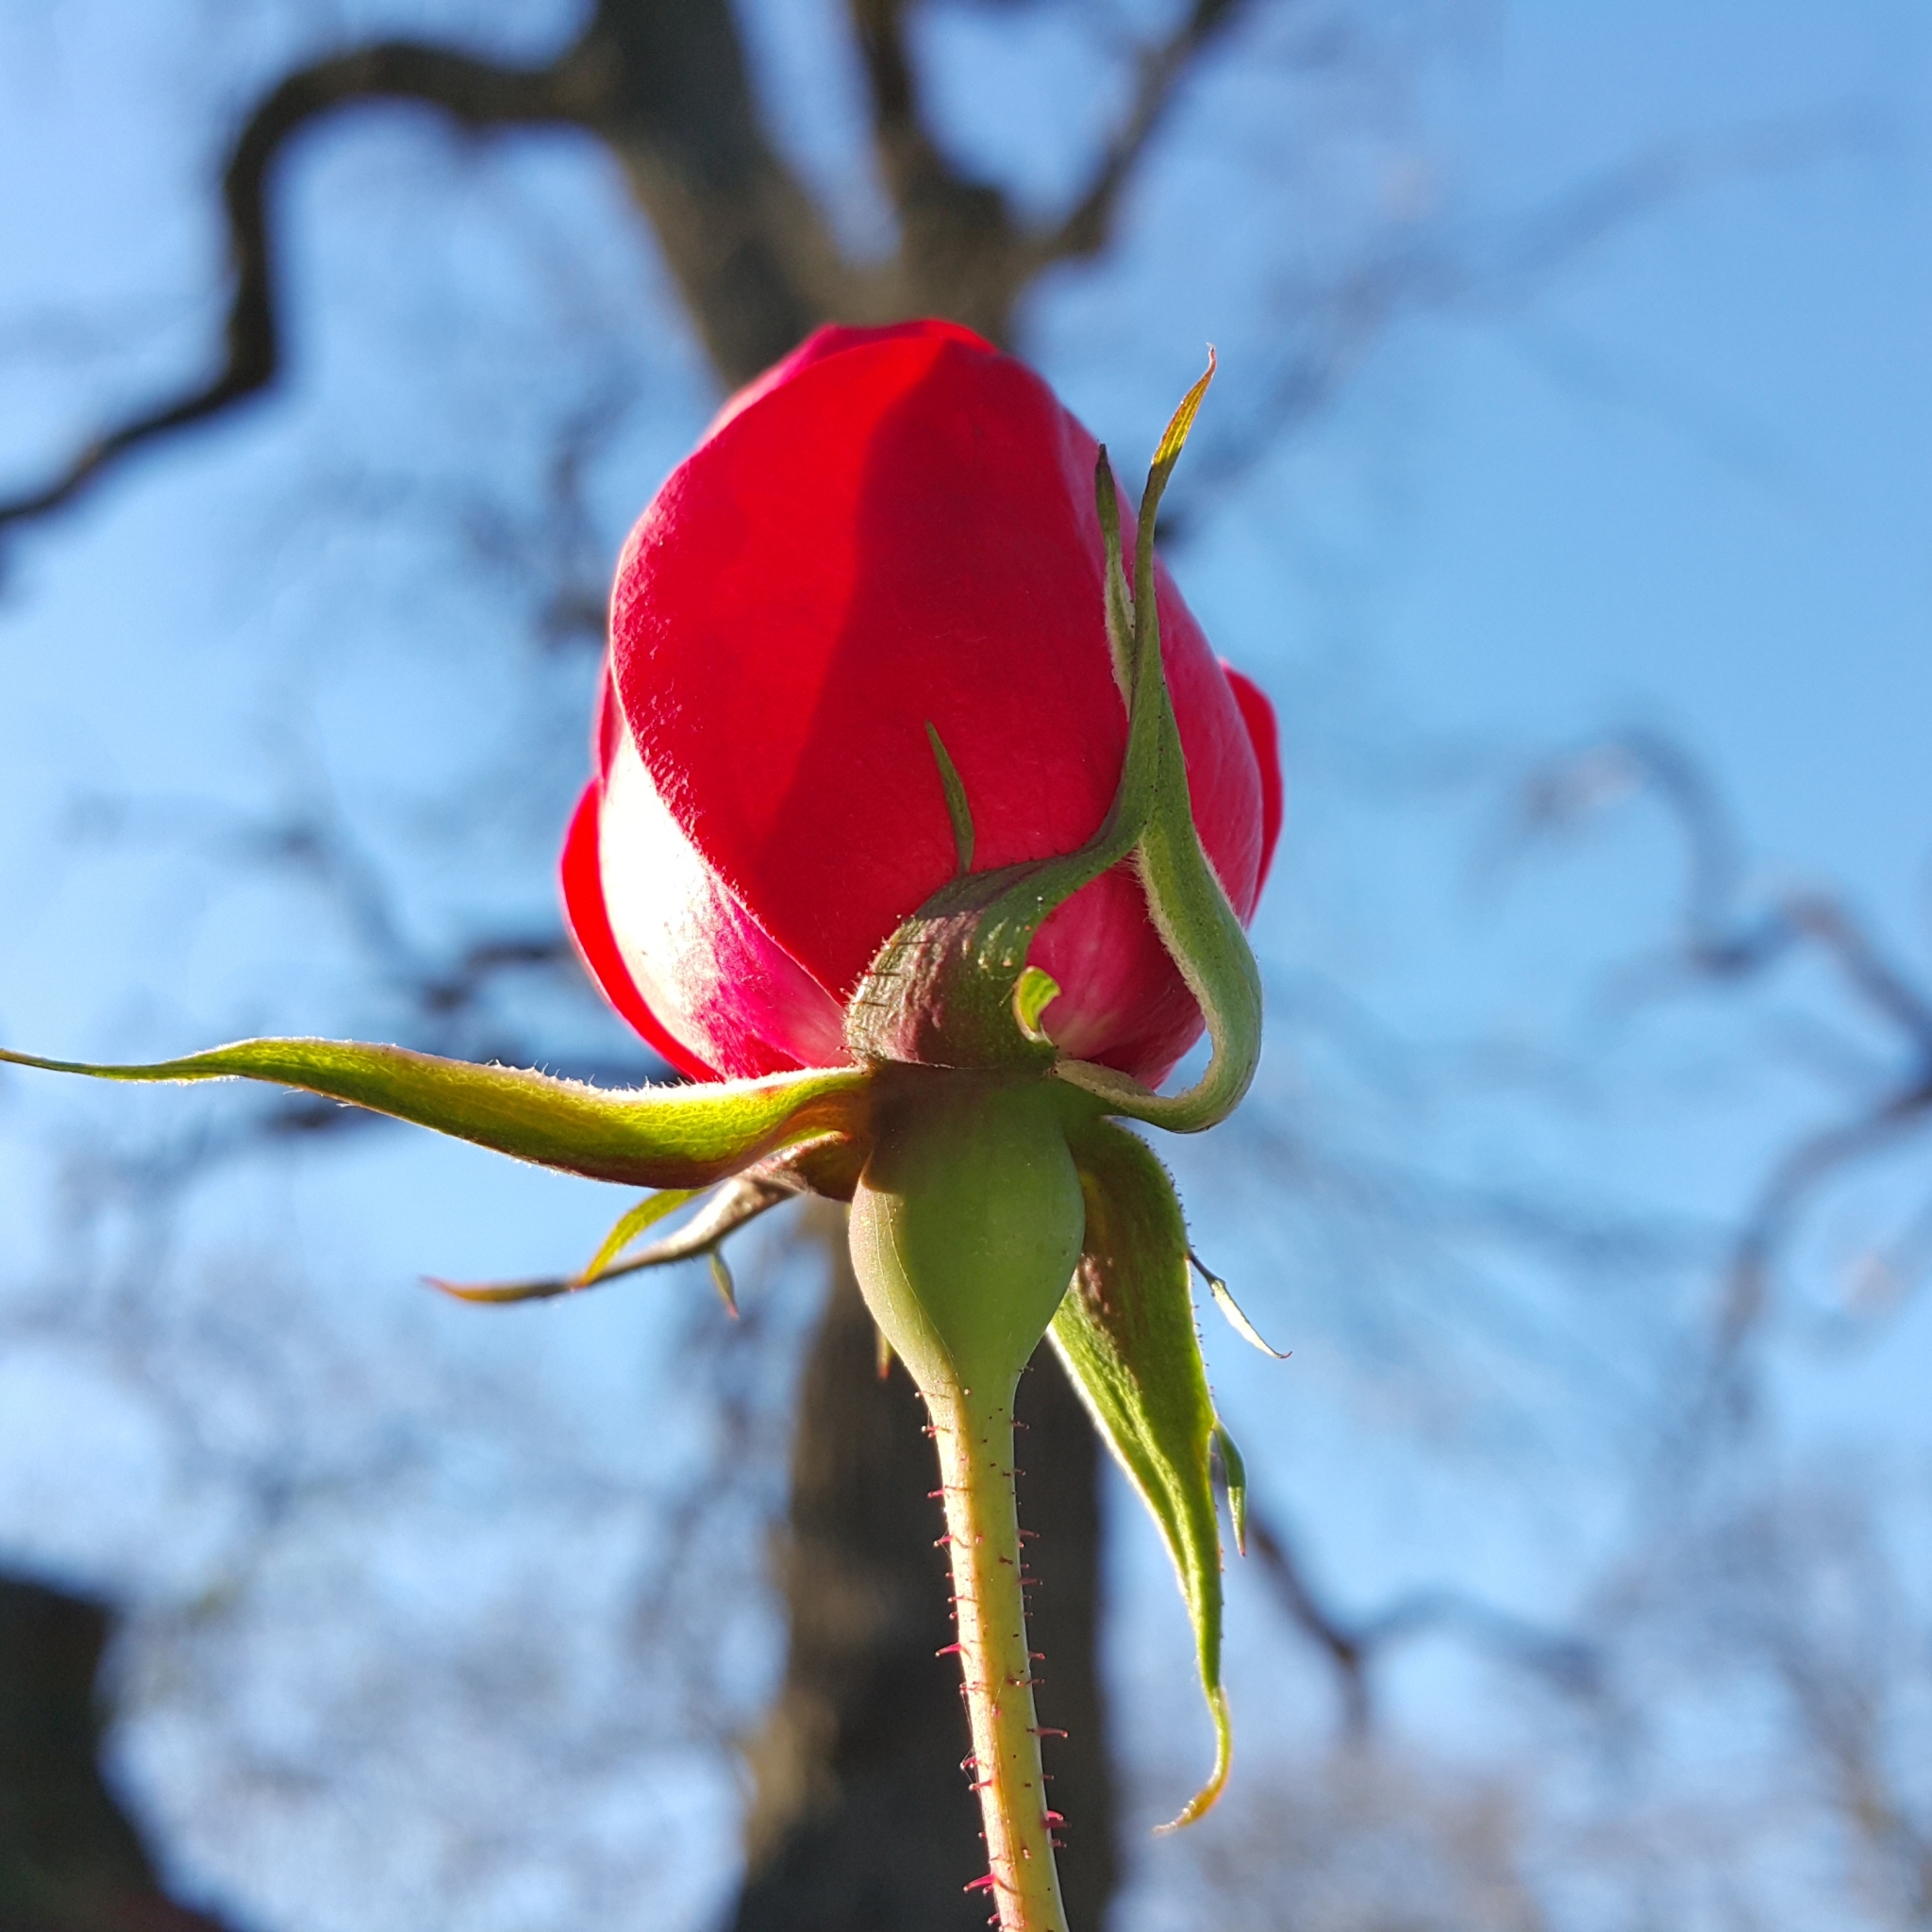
top-left (929, 1377), bottom-right (1067, 1932)
top-left (845, 1069), bottom-right (1091, 1927)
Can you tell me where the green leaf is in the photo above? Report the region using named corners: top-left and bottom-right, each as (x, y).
top-left (1191, 1249), bottom-right (1290, 1358)
top-left (1212, 1422), bottom-right (1249, 1558)
top-left (0, 1038), bottom-right (870, 1189)
top-left (1048, 1115), bottom-right (1229, 1829)
top-left (707, 1248), bottom-right (739, 1317)
top-left (581, 1189), bottom-right (702, 1284)
top-left (429, 1171), bottom-right (797, 1305)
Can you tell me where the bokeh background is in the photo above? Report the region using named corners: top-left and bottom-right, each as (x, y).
top-left (1, 3), bottom-right (1928, 1929)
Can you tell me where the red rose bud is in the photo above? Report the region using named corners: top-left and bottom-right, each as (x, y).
top-left (563, 320), bottom-right (1283, 1085)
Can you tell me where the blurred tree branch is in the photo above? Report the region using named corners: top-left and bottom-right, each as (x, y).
top-left (1513, 729), bottom-right (1932, 1401)
top-left (0, 0), bottom-right (1257, 546)
top-left (1241, 1497), bottom-right (1604, 1740)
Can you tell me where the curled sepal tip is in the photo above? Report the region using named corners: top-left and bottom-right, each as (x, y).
top-left (1157, 1687), bottom-right (1231, 1835)
top-left (0, 1038), bottom-right (870, 1190)
top-left (1048, 1114), bottom-right (1230, 1829)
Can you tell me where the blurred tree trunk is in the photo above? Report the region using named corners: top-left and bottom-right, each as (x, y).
top-left (554, 10), bottom-right (1126, 1919)
top-left (0, 1576), bottom-right (234, 1932)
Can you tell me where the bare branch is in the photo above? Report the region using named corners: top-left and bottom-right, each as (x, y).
top-left (1244, 1499), bottom-right (1603, 1738)
top-left (0, 41), bottom-right (581, 542)
top-left (1244, 1507), bottom-right (1372, 1735)
top-left (1033, 0), bottom-right (1247, 271)
top-left (1510, 729), bottom-right (1932, 1389)
top-left (1718, 1083), bottom-right (1932, 1369)
top-left (845, 0), bottom-right (1025, 339)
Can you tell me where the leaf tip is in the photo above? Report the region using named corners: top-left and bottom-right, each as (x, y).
top-left (1193, 1251), bottom-right (1289, 1358)
top-left (708, 1248), bottom-right (740, 1318)
top-left (1151, 347), bottom-right (1217, 475)
top-left (422, 1272), bottom-right (573, 1306)
top-left (1212, 1422), bottom-right (1249, 1557)
top-left (1154, 1687), bottom-right (1231, 1833)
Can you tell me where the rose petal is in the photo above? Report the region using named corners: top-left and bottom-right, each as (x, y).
top-left (609, 325), bottom-right (1268, 1084)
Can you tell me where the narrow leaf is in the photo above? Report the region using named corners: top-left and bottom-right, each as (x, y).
top-left (1150, 347), bottom-right (1217, 477)
top-left (429, 1171), bottom-right (795, 1304)
top-left (1212, 1422), bottom-right (1249, 1558)
top-left (1191, 1250), bottom-right (1290, 1358)
top-left (0, 1039), bottom-right (870, 1190)
top-left (708, 1249), bottom-right (739, 1317)
top-left (1049, 1116), bottom-right (1229, 1829)
top-left (925, 721), bottom-right (976, 876)
top-left (1094, 447), bottom-right (1135, 699)
top-left (581, 1190), bottom-right (700, 1284)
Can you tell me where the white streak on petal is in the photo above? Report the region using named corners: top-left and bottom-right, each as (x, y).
top-left (599, 732), bottom-right (848, 1075)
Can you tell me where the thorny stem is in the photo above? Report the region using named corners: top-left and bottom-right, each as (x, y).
top-left (928, 1382), bottom-right (1067, 1932)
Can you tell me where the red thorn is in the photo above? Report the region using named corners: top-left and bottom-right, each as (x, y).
top-left (1031, 1726), bottom-right (1068, 1739)
top-left (935, 1643), bottom-right (963, 1657)
top-left (964, 1874), bottom-right (998, 1893)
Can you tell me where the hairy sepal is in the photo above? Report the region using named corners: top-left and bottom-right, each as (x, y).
top-left (1057, 355), bottom-right (1264, 1134)
top-left (846, 354), bottom-right (1262, 1124)
top-left (1049, 1114), bottom-right (1230, 1828)
top-left (842, 467), bottom-right (1173, 1074)
top-left (0, 1038), bottom-right (869, 1190)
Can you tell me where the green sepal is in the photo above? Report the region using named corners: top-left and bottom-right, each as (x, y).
top-left (1211, 1422), bottom-right (1249, 1558)
top-left (1191, 1249), bottom-right (1290, 1358)
top-left (1048, 1113), bottom-right (1229, 1829)
top-left (848, 354), bottom-right (1262, 1123)
top-left (582, 1189), bottom-right (703, 1284)
top-left (925, 721), bottom-right (976, 876)
top-left (429, 1169), bottom-right (797, 1305)
top-left (844, 646), bottom-right (1165, 1072)
top-left (0, 1038), bottom-right (870, 1189)
top-left (1055, 353), bottom-right (1264, 1135)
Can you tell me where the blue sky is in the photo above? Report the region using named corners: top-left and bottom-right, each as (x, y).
top-left (0, 3), bottom-right (1927, 1926)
